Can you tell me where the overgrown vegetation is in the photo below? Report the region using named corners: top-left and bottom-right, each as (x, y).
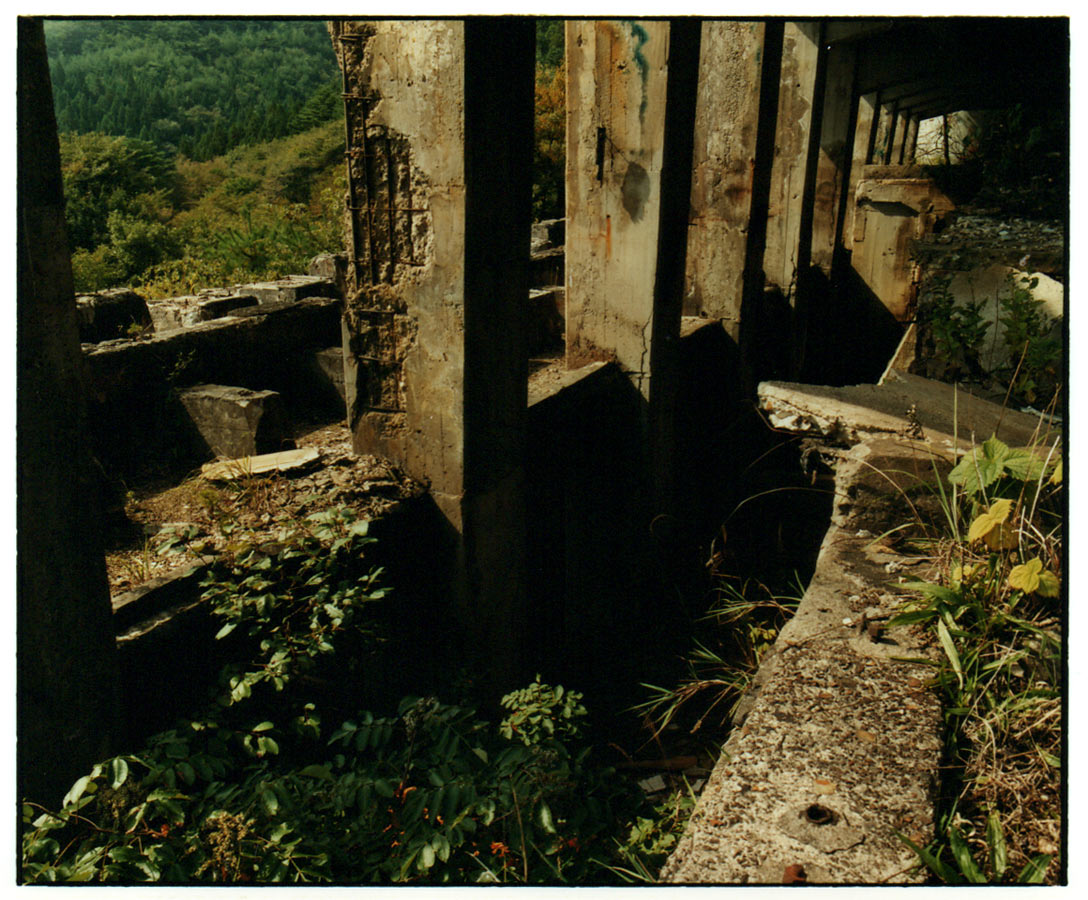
top-left (62, 122), bottom-right (345, 296)
top-left (917, 271), bottom-right (1062, 410)
top-left (533, 20), bottom-right (565, 221)
top-left (889, 431), bottom-right (1062, 884)
top-left (21, 505), bottom-right (696, 884)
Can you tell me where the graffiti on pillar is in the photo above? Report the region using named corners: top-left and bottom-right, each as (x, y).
top-left (622, 21), bottom-right (651, 121)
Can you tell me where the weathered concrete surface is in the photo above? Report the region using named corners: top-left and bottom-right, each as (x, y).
top-left (662, 438), bottom-right (944, 884)
top-left (112, 562), bottom-right (210, 634)
top-left (236, 274), bottom-right (335, 305)
top-left (850, 166), bottom-right (955, 320)
top-left (334, 19), bottom-right (535, 690)
top-left (762, 22), bottom-right (822, 302)
top-left (76, 288), bottom-right (152, 342)
top-left (146, 289), bottom-right (258, 332)
top-left (683, 20), bottom-right (766, 333)
top-left (564, 20), bottom-right (671, 392)
top-left (758, 369), bottom-right (1054, 450)
top-left (178, 384), bottom-right (294, 459)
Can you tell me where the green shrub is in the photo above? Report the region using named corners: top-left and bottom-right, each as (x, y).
top-left (21, 509), bottom-right (667, 885)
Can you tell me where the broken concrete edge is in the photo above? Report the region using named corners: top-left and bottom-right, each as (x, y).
top-left (112, 561), bottom-right (212, 634)
top-left (661, 437), bottom-right (944, 884)
top-left (526, 360), bottom-right (613, 409)
top-left (758, 370), bottom-right (1059, 454)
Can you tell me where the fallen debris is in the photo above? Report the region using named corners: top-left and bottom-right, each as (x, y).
top-left (200, 446), bottom-right (322, 481)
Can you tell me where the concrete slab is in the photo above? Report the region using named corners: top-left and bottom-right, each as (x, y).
top-left (200, 446), bottom-right (321, 481)
top-left (661, 438), bottom-right (945, 884)
top-left (758, 369), bottom-right (1055, 451)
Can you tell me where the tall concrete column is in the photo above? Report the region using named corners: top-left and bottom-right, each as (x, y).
top-left (332, 20), bottom-right (534, 690)
top-left (843, 91), bottom-right (878, 252)
top-left (810, 42), bottom-right (857, 276)
top-left (762, 22), bottom-right (824, 304)
top-left (891, 108), bottom-right (910, 163)
top-left (872, 99), bottom-right (895, 163)
top-left (683, 21), bottom-right (767, 339)
top-left (903, 114), bottom-right (920, 163)
top-left (17, 17), bottom-right (120, 805)
top-left (565, 19), bottom-right (700, 517)
top-left (565, 20), bottom-right (670, 397)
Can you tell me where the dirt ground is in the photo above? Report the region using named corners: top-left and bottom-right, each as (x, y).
top-left (105, 420), bottom-right (423, 596)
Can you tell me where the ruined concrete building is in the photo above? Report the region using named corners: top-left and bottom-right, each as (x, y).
top-left (18, 16), bottom-right (1066, 880)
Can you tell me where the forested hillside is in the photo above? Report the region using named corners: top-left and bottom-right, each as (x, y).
top-left (44, 17), bottom-right (565, 298)
top-left (44, 19), bottom-right (340, 160)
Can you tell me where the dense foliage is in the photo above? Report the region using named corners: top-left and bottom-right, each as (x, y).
top-left (21, 508), bottom-right (687, 884)
top-left (44, 19), bottom-right (340, 161)
top-left (892, 434), bottom-right (1062, 883)
top-left (61, 123), bottom-right (345, 296)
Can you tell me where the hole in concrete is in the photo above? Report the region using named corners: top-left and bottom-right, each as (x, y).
top-left (803, 803), bottom-right (837, 826)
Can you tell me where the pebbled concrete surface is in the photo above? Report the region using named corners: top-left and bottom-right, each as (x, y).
top-left (661, 438), bottom-right (945, 884)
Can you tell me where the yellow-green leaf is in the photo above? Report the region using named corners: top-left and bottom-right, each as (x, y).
top-left (1037, 569), bottom-right (1060, 598)
top-left (1049, 459), bottom-right (1062, 485)
top-left (1008, 558), bottom-right (1043, 593)
top-left (984, 521), bottom-right (1019, 551)
top-left (968, 498), bottom-right (1013, 544)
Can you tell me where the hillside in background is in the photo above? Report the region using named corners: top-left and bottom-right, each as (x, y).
top-left (44, 18), bottom-right (340, 160)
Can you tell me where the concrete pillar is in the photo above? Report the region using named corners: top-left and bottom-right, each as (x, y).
top-left (872, 99), bottom-right (895, 164)
top-left (332, 20), bottom-right (534, 689)
top-left (891, 108), bottom-right (910, 163)
top-left (843, 91), bottom-right (878, 252)
top-left (762, 21), bottom-right (824, 304)
top-left (683, 21), bottom-right (767, 339)
top-left (17, 18), bottom-right (120, 805)
top-left (565, 18), bottom-right (700, 512)
top-left (810, 42), bottom-right (857, 276)
top-left (565, 20), bottom-right (671, 397)
top-left (903, 114), bottom-right (920, 163)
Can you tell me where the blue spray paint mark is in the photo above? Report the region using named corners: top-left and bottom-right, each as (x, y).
top-left (623, 21), bottom-right (650, 121)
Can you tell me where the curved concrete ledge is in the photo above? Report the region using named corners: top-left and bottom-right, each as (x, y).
top-left (662, 438), bottom-right (944, 884)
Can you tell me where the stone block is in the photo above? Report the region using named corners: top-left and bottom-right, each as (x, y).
top-left (311, 346), bottom-right (348, 405)
top-left (76, 288), bottom-right (152, 342)
top-left (146, 291), bottom-right (258, 332)
top-left (178, 384), bottom-right (294, 460)
top-left (308, 253), bottom-right (349, 299)
top-left (235, 275), bottom-right (335, 305)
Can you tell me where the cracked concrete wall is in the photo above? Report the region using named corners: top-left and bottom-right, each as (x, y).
top-left (564, 20), bottom-right (670, 398)
top-left (335, 20), bottom-right (464, 512)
